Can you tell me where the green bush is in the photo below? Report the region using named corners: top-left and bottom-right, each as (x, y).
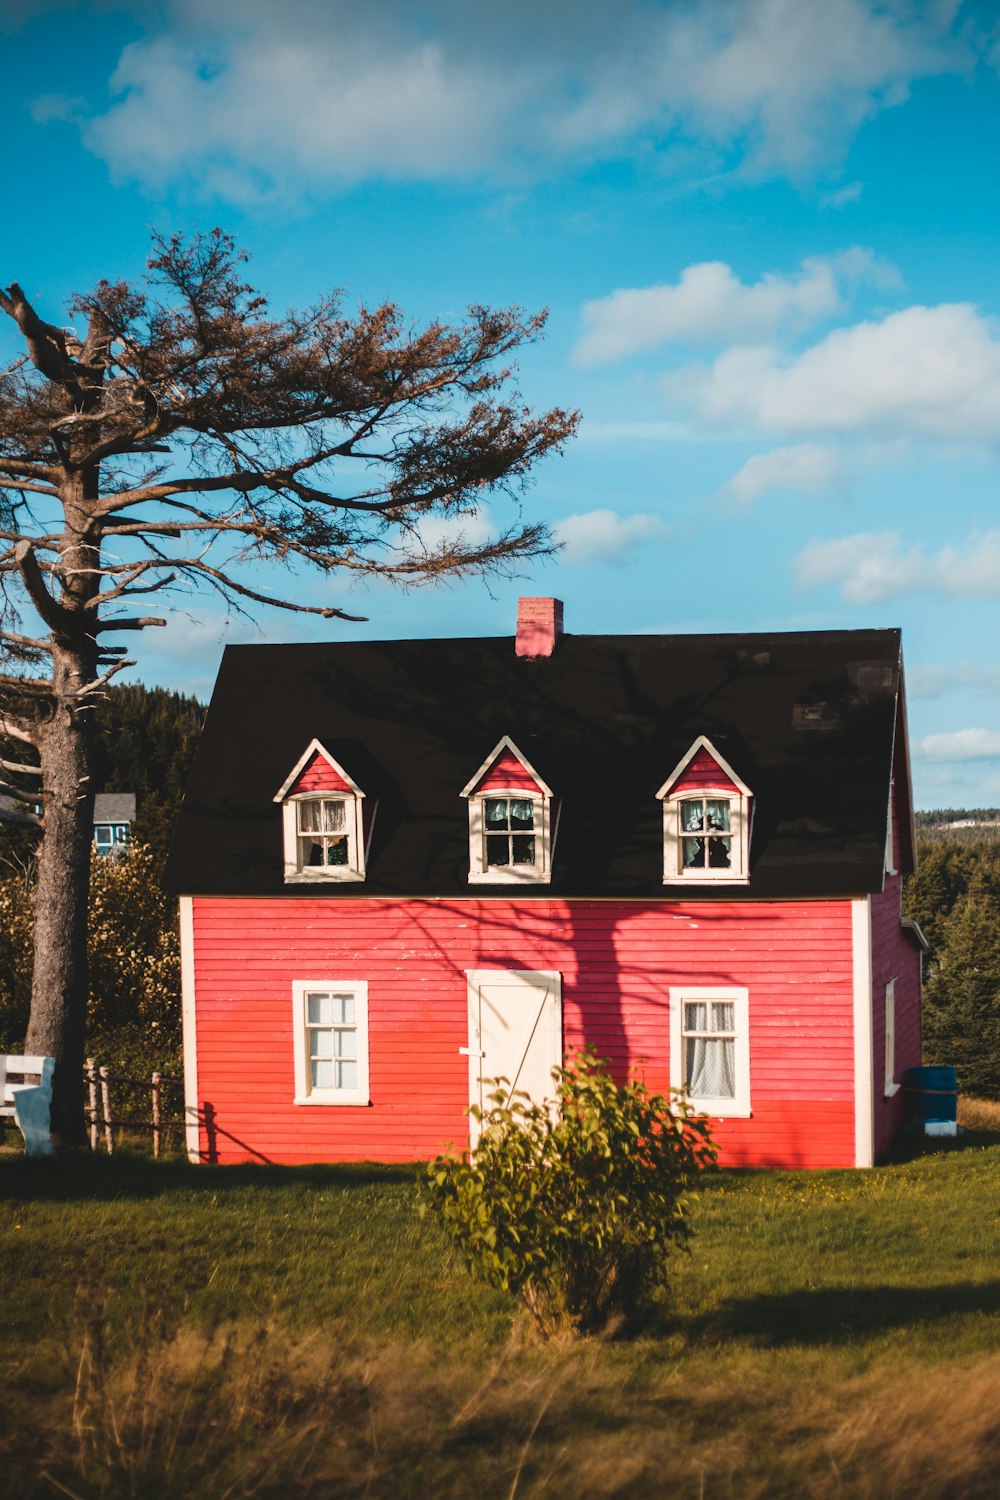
top-left (422, 1051), bottom-right (716, 1337)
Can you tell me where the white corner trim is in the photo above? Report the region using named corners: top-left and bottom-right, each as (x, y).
top-left (852, 896), bottom-right (874, 1168)
top-left (179, 896), bottom-right (200, 1163)
top-left (273, 738), bottom-right (365, 802)
top-left (655, 734), bottom-right (751, 800)
top-left (458, 734), bottom-right (552, 799)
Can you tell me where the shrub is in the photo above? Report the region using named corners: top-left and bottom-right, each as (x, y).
top-left (422, 1051), bottom-right (716, 1336)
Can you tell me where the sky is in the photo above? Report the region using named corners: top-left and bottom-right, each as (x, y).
top-left (3, 0), bottom-right (1000, 809)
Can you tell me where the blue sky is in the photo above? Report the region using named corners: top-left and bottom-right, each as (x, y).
top-left (4, 0), bottom-right (1000, 808)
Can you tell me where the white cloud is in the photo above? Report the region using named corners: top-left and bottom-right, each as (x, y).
top-left (794, 529), bottom-right (1000, 604)
top-left (555, 509), bottom-right (670, 566)
top-left (48, 0), bottom-right (971, 194)
top-left (723, 442), bottom-right (844, 505)
top-left (917, 728), bottom-right (1000, 763)
top-left (674, 303), bottom-right (1000, 444)
top-left (823, 180), bottom-right (864, 207)
top-left (574, 249), bottom-right (896, 366)
top-left (909, 663), bottom-right (1000, 699)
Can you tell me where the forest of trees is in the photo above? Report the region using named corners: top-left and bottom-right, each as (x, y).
top-left (3, 690), bottom-right (1000, 1108)
top-left (0, 684), bottom-right (203, 1083)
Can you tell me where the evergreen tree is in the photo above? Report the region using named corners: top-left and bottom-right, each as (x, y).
top-left (923, 888), bottom-right (1000, 1099)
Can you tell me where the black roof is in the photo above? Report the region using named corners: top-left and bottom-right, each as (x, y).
top-left (165, 627), bottom-right (908, 900)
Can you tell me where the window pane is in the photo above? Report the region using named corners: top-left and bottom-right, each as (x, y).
top-left (485, 799), bottom-right (509, 829)
top-left (706, 800), bottom-right (731, 832)
top-left (325, 838), bottom-right (348, 866)
top-left (312, 1058), bottom-right (334, 1089)
top-left (684, 1001), bottom-right (708, 1031)
top-left (711, 1001), bottom-right (735, 1031)
top-left (334, 1029), bottom-right (358, 1059)
top-left (682, 837), bottom-right (704, 868)
top-left (511, 835), bottom-right (536, 865)
top-left (332, 994), bottom-right (355, 1025)
top-left (336, 1059), bottom-right (358, 1091)
top-left (303, 838), bottom-right (325, 866)
top-left (321, 800), bottom-right (346, 832)
top-left (95, 827), bottom-right (112, 844)
top-left (509, 799), bottom-right (534, 830)
top-left (307, 993), bottom-right (333, 1024)
top-left (707, 836), bottom-right (732, 869)
top-left (299, 801), bottom-right (321, 832)
top-left (681, 800), bottom-right (704, 832)
top-left (686, 1037), bottom-right (735, 1098)
top-left (310, 1029), bottom-right (334, 1060)
top-left (486, 835), bottom-right (509, 866)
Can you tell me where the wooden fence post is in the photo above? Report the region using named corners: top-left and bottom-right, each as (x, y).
top-left (99, 1065), bottom-right (113, 1155)
top-left (86, 1058), bottom-right (99, 1152)
top-left (151, 1071), bottom-right (162, 1159)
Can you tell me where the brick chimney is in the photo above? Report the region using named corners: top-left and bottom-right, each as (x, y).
top-left (515, 597), bottom-right (564, 658)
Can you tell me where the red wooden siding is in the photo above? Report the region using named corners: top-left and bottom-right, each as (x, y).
top-left (871, 769), bottom-right (923, 1160)
top-left (475, 750), bottom-right (543, 793)
top-left (289, 752), bottom-right (354, 795)
top-left (190, 894), bottom-right (857, 1170)
top-left (670, 747), bottom-right (739, 795)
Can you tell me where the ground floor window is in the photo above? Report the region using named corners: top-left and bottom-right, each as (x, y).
top-left (669, 986), bottom-right (750, 1117)
top-left (292, 980), bottom-right (369, 1105)
top-left (884, 978), bottom-right (900, 1097)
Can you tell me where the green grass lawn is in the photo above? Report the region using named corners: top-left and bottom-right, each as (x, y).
top-left (2, 1133), bottom-right (1000, 1498)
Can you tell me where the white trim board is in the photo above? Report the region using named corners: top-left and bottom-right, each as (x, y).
top-left (852, 895), bottom-right (874, 1168)
top-left (459, 735), bottom-right (552, 798)
top-left (179, 895), bottom-right (200, 1163)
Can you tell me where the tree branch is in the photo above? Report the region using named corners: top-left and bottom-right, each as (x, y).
top-left (15, 540), bottom-right (74, 634)
top-left (92, 616), bottom-right (166, 633)
top-left (0, 714), bottom-right (37, 745)
top-left (0, 755), bottom-right (41, 776)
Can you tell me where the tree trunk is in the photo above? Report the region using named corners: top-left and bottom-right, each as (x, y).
top-left (24, 644), bottom-right (96, 1146)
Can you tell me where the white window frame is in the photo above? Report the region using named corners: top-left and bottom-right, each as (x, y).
top-left (274, 739), bottom-right (367, 884)
top-left (292, 980), bottom-right (370, 1106)
top-left (669, 986), bottom-right (751, 1118)
top-left (460, 735), bottom-right (553, 885)
top-left (657, 736), bottom-right (751, 885)
top-left (884, 978), bottom-right (900, 1097)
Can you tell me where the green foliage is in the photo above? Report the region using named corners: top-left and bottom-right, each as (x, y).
top-left (903, 827), bottom-right (1000, 1095)
top-left (0, 681), bottom-right (204, 872)
top-left (923, 892), bottom-right (1000, 1099)
top-left (0, 845), bottom-right (180, 1061)
top-left (422, 1051), bottom-right (716, 1336)
top-left (91, 683), bottom-right (205, 867)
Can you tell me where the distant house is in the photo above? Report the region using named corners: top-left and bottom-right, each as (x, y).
top-left (93, 794), bottom-right (136, 854)
top-left (168, 598), bottom-right (925, 1171)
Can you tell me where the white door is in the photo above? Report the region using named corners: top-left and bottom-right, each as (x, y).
top-left (465, 970), bottom-right (562, 1135)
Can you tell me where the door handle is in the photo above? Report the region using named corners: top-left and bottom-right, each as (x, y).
top-left (459, 1047), bottom-right (484, 1057)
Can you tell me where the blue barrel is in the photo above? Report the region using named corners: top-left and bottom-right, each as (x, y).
top-left (903, 1066), bottom-right (957, 1126)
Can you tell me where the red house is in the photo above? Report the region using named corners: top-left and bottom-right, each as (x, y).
top-left (167, 599), bottom-right (925, 1169)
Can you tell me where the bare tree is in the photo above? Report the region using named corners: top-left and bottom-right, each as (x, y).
top-left (0, 230), bottom-right (577, 1143)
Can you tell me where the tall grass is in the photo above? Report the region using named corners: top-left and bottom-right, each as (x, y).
top-left (2, 1132), bottom-right (999, 1497)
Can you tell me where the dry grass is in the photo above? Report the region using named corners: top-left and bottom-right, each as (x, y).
top-left (4, 1146), bottom-right (1000, 1497)
top-left (8, 1313), bottom-right (1000, 1499)
top-left (958, 1095), bottom-right (1000, 1131)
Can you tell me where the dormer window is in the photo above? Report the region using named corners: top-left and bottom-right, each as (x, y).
top-left (484, 796), bottom-right (537, 868)
top-left (274, 740), bottom-right (370, 883)
top-left (460, 736), bottom-right (553, 884)
top-left (297, 797), bottom-right (350, 868)
top-left (657, 736), bottom-right (751, 885)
